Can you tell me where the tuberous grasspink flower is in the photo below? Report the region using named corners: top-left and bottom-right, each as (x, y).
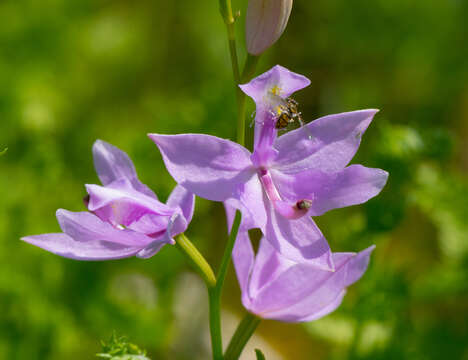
top-left (246, 0), bottom-right (293, 55)
top-left (149, 65), bottom-right (388, 269)
top-left (22, 140), bottom-right (194, 260)
top-left (231, 223), bottom-right (375, 322)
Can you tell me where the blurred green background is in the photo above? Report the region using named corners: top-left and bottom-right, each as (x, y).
top-left (1, 0), bottom-right (467, 359)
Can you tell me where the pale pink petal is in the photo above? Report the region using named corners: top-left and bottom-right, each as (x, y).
top-left (21, 233), bottom-right (143, 260)
top-left (271, 165), bottom-right (389, 216)
top-left (56, 209), bottom-right (153, 247)
top-left (92, 140), bottom-right (157, 199)
top-left (149, 133), bottom-right (255, 201)
top-left (274, 110), bottom-right (379, 173)
top-left (264, 203), bottom-right (333, 270)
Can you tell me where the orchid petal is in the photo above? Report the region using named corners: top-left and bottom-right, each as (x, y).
top-left (231, 225), bottom-right (256, 309)
top-left (239, 65), bottom-right (310, 104)
top-left (274, 110), bottom-right (379, 173)
top-left (252, 246), bottom-right (374, 321)
top-left (247, 237), bottom-right (295, 301)
top-left (271, 165), bottom-right (389, 216)
top-left (92, 140), bottom-right (157, 199)
top-left (166, 185), bottom-right (195, 224)
top-left (136, 241), bottom-right (167, 259)
top-left (85, 179), bottom-right (173, 226)
top-left (56, 209), bottom-right (153, 247)
top-left (233, 173), bottom-right (268, 230)
top-left (264, 203), bottom-right (333, 270)
top-left (149, 133), bottom-right (254, 201)
top-left (21, 233), bottom-right (142, 260)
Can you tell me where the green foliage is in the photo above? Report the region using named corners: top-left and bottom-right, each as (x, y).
top-left (96, 332), bottom-right (150, 360)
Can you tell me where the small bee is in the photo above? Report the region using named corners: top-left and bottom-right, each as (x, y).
top-left (275, 97), bottom-right (303, 129)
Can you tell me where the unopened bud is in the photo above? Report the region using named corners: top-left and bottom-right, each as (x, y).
top-left (245, 0), bottom-right (293, 55)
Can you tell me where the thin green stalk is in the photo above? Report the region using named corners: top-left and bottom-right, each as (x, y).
top-left (206, 210), bottom-right (242, 360)
top-left (175, 233), bottom-right (216, 287)
top-left (216, 210), bottom-right (242, 290)
top-left (224, 313), bottom-right (261, 360)
top-left (236, 54), bottom-right (260, 146)
top-left (241, 54), bottom-right (260, 83)
top-left (175, 234), bottom-right (222, 358)
top-left (208, 288), bottom-right (224, 360)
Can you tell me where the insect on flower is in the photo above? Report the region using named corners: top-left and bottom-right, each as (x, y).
top-left (275, 97), bottom-right (304, 129)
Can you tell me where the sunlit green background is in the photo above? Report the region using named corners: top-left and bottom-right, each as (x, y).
top-left (1, 0), bottom-right (467, 359)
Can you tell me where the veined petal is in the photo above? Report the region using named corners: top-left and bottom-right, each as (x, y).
top-left (21, 233), bottom-right (142, 260)
top-left (234, 173), bottom-right (267, 230)
top-left (239, 65), bottom-right (310, 104)
top-left (126, 213), bottom-right (170, 236)
top-left (136, 213), bottom-right (183, 259)
top-left (166, 185), bottom-right (195, 225)
top-left (56, 209), bottom-right (153, 247)
top-left (149, 133), bottom-right (254, 201)
top-left (231, 225), bottom-right (256, 309)
top-left (271, 165), bottom-right (389, 216)
top-left (86, 179), bottom-right (173, 226)
top-left (247, 237), bottom-right (296, 301)
top-left (264, 202), bottom-right (333, 270)
top-left (274, 110), bottom-right (379, 173)
top-left (252, 246), bottom-right (374, 322)
top-left (92, 140), bottom-right (157, 199)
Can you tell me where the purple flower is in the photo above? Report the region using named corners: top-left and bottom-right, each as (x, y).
top-left (22, 140), bottom-right (194, 260)
top-left (148, 66), bottom-right (387, 268)
top-left (231, 223), bottom-right (375, 322)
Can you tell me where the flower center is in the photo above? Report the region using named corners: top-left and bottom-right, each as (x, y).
top-left (257, 167), bottom-right (312, 219)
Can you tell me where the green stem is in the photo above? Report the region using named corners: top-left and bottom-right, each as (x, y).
top-left (208, 288), bottom-right (224, 360)
top-left (175, 234), bottom-right (222, 358)
top-left (206, 210), bottom-right (242, 360)
top-left (216, 210), bottom-right (242, 289)
top-left (236, 54), bottom-right (260, 146)
top-left (224, 313), bottom-right (261, 360)
top-left (241, 54), bottom-right (260, 83)
top-left (175, 233), bottom-right (216, 288)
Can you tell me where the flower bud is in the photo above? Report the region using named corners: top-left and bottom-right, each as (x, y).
top-left (245, 0), bottom-right (293, 55)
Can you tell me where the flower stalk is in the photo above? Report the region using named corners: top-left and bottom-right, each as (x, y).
top-left (175, 210), bottom-right (242, 360)
top-left (174, 233), bottom-right (216, 288)
top-left (224, 313), bottom-right (261, 360)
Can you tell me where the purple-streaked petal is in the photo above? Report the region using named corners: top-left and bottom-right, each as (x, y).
top-left (232, 230), bottom-right (255, 308)
top-left (136, 239), bottom-right (167, 259)
top-left (233, 173), bottom-right (267, 230)
top-left (126, 213), bottom-right (170, 236)
top-left (149, 133), bottom-right (254, 201)
top-left (247, 237), bottom-right (295, 301)
top-left (166, 185), bottom-right (195, 225)
top-left (296, 290), bottom-right (346, 322)
top-left (264, 203), bottom-right (333, 270)
top-left (56, 209), bottom-right (153, 247)
top-left (86, 179), bottom-right (173, 226)
top-left (92, 140), bottom-right (157, 199)
top-left (251, 110), bottom-right (279, 167)
top-left (252, 246), bottom-right (374, 321)
top-left (21, 233), bottom-right (143, 260)
top-left (250, 251), bottom-right (352, 317)
top-left (239, 65), bottom-right (310, 104)
top-left (271, 165), bottom-right (389, 216)
top-left (344, 245), bottom-right (375, 286)
top-left (136, 212), bottom-right (187, 259)
top-left (273, 110), bottom-right (379, 173)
